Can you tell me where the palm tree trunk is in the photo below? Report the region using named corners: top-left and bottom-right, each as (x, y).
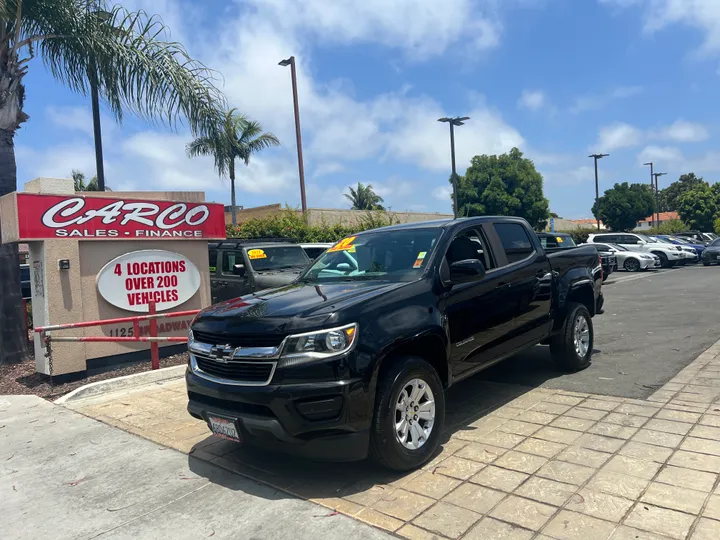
top-left (0, 128), bottom-right (29, 364)
top-left (229, 158), bottom-right (237, 226)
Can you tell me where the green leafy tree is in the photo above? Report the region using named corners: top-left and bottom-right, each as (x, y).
top-left (0, 1), bottom-right (226, 364)
top-left (72, 169), bottom-right (110, 191)
top-left (456, 147), bottom-right (550, 230)
top-left (658, 173), bottom-right (708, 211)
top-left (676, 185), bottom-right (718, 231)
top-left (592, 182), bottom-right (654, 231)
top-left (187, 109), bottom-right (280, 225)
top-left (344, 182), bottom-right (385, 210)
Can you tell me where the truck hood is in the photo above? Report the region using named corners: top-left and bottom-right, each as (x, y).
top-left (193, 280), bottom-right (408, 336)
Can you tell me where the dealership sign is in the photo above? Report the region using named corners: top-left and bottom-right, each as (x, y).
top-left (15, 193), bottom-right (226, 240)
top-left (97, 250), bottom-right (201, 312)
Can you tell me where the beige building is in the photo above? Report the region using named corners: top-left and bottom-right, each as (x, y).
top-left (226, 204), bottom-right (453, 227)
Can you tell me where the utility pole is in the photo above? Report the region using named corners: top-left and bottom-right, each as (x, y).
top-left (643, 162), bottom-right (654, 226)
top-left (438, 116), bottom-right (470, 218)
top-left (279, 56), bottom-right (307, 213)
top-left (88, 8), bottom-right (113, 192)
top-left (653, 172), bottom-right (667, 228)
top-left (588, 153), bottom-right (609, 230)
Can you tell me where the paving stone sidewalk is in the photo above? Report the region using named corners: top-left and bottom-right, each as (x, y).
top-left (64, 342), bottom-right (720, 540)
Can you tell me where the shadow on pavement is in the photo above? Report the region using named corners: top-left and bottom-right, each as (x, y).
top-left (187, 354), bottom-right (565, 503)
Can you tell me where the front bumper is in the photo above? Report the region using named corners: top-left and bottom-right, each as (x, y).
top-left (185, 367), bottom-right (372, 462)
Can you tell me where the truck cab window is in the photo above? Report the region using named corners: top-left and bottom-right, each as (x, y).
top-left (222, 251), bottom-right (245, 276)
top-left (209, 250), bottom-right (218, 273)
top-left (446, 229), bottom-right (494, 269)
top-left (493, 223), bottom-right (535, 264)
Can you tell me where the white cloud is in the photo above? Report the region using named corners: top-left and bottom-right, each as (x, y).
top-left (432, 185), bottom-right (453, 201)
top-left (518, 90), bottom-right (547, 111)
top-left (601, 0), bottom-right (720, 57)
top-left (637, 145), bottom-right (685, 164)
top-left (593, 122), bottom-right (643, 152)
top-left (45, 106), bottom-right (94, 137)
top-left (570, 85), bottom-right (643, 114)
top-left (312, 162), bottom-right (345, 178)
top-left (652, 120), bottom-right (709, 142)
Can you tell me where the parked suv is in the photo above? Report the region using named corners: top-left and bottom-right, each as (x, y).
top-left (208, 239), bottom-right (311, 304)
top-left (587, 232), bottom-right (684, 268)
top-left (188, 217), bottom-right (603, 470)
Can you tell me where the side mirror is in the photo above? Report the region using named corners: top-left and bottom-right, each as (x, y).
top-left (233, 264), bottom-right (246, 276)
top-left (449, 259), bottom-right (486, 284)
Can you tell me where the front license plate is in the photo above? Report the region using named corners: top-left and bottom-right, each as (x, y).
top-left (208, 415), bottom-right (242, 442)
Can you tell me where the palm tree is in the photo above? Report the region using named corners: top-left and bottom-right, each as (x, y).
top-left (344, 182), bottom-right (385, 210)
top-left (187, 109), bottom-right (280, 225)
top-left (0, 1), bottom-right (226, 364)
top-left (72, 169), bottom-right (109, 191)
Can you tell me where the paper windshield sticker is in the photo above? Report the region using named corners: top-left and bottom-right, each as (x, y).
top-left (248, 249), bottom-right (267, 260)
top-left (556, 236), bottom-right (564, 243)
top-left (413, 251), bottom-right (427, 268)
top-left (328, 236), bottom-right (357, 253)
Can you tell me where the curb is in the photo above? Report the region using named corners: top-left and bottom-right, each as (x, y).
top-left (54, 365), bottom-right (187, 405)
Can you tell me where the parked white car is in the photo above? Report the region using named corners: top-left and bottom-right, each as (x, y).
top-left (587, 232), bottom-right (684, 268)
top-left (582, 242), bottom-right (659, 272)
top-left (649, 236), bottom-right (698, 264)
top-left (300, 243), bottom-right (333, 261)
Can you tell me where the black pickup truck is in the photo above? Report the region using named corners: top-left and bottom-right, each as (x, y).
top-left (187, 217), bottom-right (603, 470)
top-left (537, 233), bottom-right (614, 282)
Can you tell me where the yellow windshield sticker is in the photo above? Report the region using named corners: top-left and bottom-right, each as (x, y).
top-left (413, 251), bottom-right (428, 268)
top-left (248, 249), bottom-right (267, 260)
top-left (328, 236), bottom-right (357, 253)
top-left (556, 236), bottom-right (564, 243)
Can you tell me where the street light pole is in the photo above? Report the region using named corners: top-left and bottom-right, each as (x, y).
top-left (88, 8), bottom-right (113, 192)
top-left (653, 172), bottom-right (667, 227)
top-left (438, 116), bottom-right (470, 218)
top-left (279, 56), bottom-right (307, 213)
top-left (643, 162), bottom-right (654, 226)
top-left (588, 153), bottom-right (609, 230)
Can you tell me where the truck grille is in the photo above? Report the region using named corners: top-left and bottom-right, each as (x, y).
top-left (193, 330), bottom-right (285, 348)
top-left (193, 352), bottom-right (276, 385)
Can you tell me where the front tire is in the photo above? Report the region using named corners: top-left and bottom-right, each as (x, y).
top-left (703, 261), bottom-right (711, 266)
top-left (652, 251), bottom-right (670, 268)
top-left (370, 356), bottom-right (445, 471)
top-left (624, 258), bottom-right (641, 272)
top-left (550, 302), bottom-right (593, 372)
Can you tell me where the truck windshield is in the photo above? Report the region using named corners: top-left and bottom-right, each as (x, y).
top-left (246, 246), bottom-right (310, 271)
top-left (300, 228), bottom-right (443, 283)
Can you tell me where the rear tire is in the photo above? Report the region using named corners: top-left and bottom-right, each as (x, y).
top-left (369, 356), bottom-right (445, 471)
top-left (550, 302), bottom-right (593, 372)
top-left (623, 258), bottom-right (641, 272)
top-left (703, 261), bottom-right (711, 266)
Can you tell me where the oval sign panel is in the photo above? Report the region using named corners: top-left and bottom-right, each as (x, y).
top-left (97, 250), bottom-right (201, 313)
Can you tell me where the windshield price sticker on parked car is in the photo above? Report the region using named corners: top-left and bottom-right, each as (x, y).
top-left (96, 250), bottom-right (201, 312)
top-left (328, 236), bottom-right (357, 253)
top-left (413, 251), bottom-right (427, 268)
top-left (247, 249), bottom-right (267, 260)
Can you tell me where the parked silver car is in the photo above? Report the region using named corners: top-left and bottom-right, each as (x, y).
top-left (582, 242), bottom-right (660, 272)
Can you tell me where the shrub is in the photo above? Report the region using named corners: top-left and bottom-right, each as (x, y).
top-left (644, 219), bottom-right (689, 236)
top-left (714, 217), bottom-right (720, 236)
top-left (226, 208), bottom-right (401, 242)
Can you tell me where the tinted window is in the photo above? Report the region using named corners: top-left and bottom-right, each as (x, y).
top-left (593, 244), bottom-right (611, 251)
top-left (246, 246), bottom-right (310, 271)
top-left (222, 251), bottom-right (246, 276)
top-left (208, 250), bottom-right (218, 273)
top-left (447, 228), bottom-right (495, 270)
top-left (711, 238), bottom-right (720, 247)
top-left (303, 247), bottom-right (327, 260)
top-left (19, 266), bottom-right (30, 281)
top-left (594, 235), bottom-right (617, 243)
top-left (620, 235), bottom-right (639, 245)
top-left (494, 223), bottom-right (535, 264)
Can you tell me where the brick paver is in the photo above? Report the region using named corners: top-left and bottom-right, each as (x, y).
top-left (64, 341), bottom-right (720, 539)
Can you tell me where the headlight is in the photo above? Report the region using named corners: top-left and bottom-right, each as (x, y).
top-left (641, 255), bottom-right (653, 259)
top-left (187, 329), bottom-right (194, 364)
top-left (279, 323), bottom-right (358, 367)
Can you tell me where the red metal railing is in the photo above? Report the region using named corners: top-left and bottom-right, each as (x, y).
top-left (34, 301), bottom-right (201, 370)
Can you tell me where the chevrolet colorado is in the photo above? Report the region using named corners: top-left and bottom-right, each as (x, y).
top-left (187, 217), bottom-right (603, 470)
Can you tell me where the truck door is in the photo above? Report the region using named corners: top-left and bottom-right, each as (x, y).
top-left (219, 249), bottom-right (253, 301)
top-left (208, 248), bottom-right (220, 304)
top-left (440, 226), bottom-right (518, 378)
top-left (489, 222), bottom-right (553, 346)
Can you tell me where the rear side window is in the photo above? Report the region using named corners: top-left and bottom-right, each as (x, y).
top-left (222, 251), bottom-right (246, 276)
top-left (208, 250), bottom-right (218, 273)
top-left (494, 223), bottom-right (535, 264)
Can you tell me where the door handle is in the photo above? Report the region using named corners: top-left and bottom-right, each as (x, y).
top-left (536, 269), bottom-right (547, 278)
top-left (496, 282), bottom-right (511, 290)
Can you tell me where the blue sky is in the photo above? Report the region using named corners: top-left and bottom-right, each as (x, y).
top-left (14, 0), bottom-right (720, 219)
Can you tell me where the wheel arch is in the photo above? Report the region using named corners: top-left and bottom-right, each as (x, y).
top-left (372, 330), bottom-right (450, 390)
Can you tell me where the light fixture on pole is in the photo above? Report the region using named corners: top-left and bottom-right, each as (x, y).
top-left (438, 116), bottom-right (470, 218)
top-left (279, 56), bottom-right (307, 213)
top-left (588, 153), bottom-right (609, 230)
top-left (653, 172), bottom-right (667, 227)
top-left (643, 162), bottom-right (654, 226)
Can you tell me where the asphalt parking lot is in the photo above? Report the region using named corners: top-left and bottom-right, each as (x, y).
top-left (481, 264), bottom-right (720, 398)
